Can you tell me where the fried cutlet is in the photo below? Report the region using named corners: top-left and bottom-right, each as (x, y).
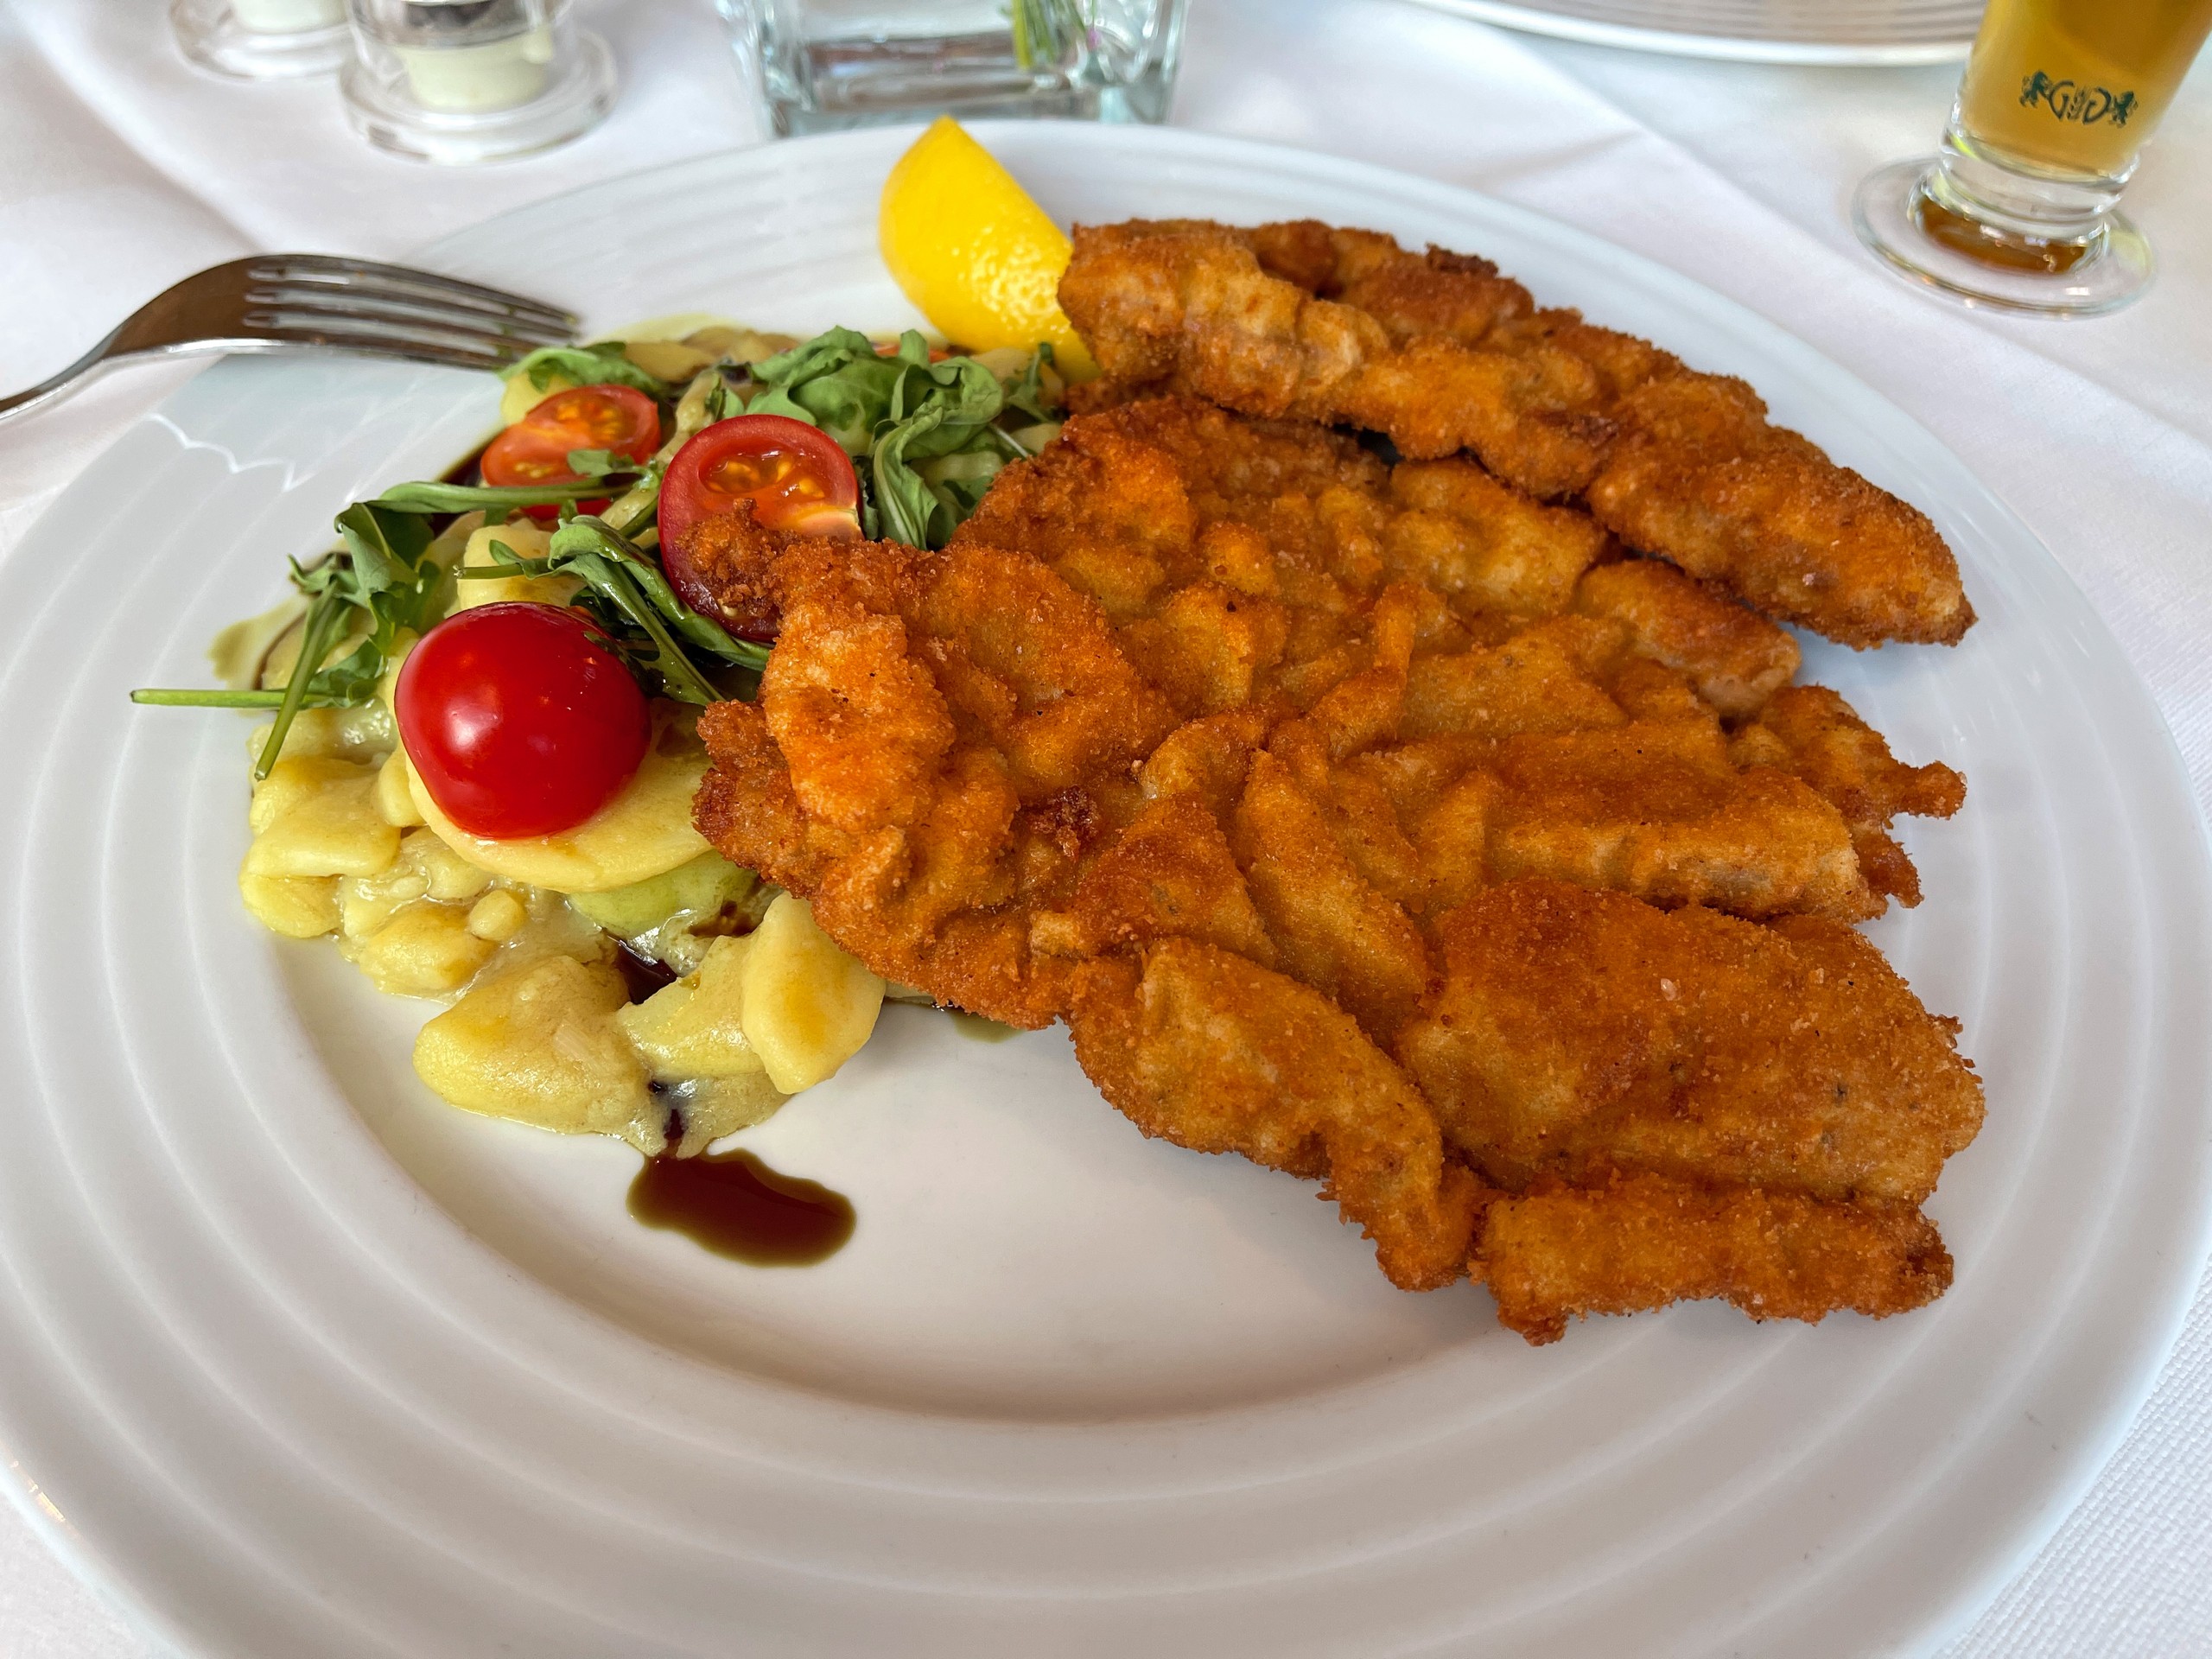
top-left (1480, 1176), bottom-right (1955, 1345)
top-left (690, 403), bottom-right (1979, 1332)
top-left (1399, 880), bottom-right (1984, 1206)
top-left (709, 400), bottom-right (1954, 936)
top-left (1056, 219), bottom-right (1974, 649)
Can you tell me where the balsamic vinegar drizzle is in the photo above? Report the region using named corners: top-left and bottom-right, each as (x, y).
top-left (439, 438), bottom-right (493, 486)
top-left (613, 941), bottom-right (678, 1003)
top-left (437, 432), bottom-right (851, 1268)
top-left (624, 1007), bottom-right (1019, 1264)
top-left (628, 1147), bottom-right (855, 1266)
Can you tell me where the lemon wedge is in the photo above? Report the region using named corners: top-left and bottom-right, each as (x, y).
top-left (880, 116), bottom-right (1097, 380)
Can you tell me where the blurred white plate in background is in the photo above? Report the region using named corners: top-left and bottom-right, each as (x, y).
top-left (1406, 0), bottom-right (1980, 63)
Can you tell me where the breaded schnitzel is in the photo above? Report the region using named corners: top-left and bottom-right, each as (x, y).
top-left (1401, 880), bottom-right (1982, 1206)
top-left (1057, 219), bottom-right (1974, 650)
top-left (690, 399), bottom-right (1980, 1335)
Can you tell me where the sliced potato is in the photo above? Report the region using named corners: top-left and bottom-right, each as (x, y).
top-left (340, 828), bottom-right (490, 941)
top-left (406, 710), bottom-right (711, 893)
top-left (246, 760), bottom-right (401, 880)
top-left (449, 519), bottom-right (580, 613)
top-left (682, 324), bottom-right (798, 364)
top-left (739, 893), bottom-right (885, 1093)
top-left (412, 830), bottom-right (492, 902)
top-left (338, 859), bottom-right (429, 942)
top-left (623, 338), bottom-right (717, 382)
top-left (374, 750), bottom-right (425, 827)
top-left (353, 903), bottom-right (494, 997)
top-left (414, 955), bottom-right (654, 1141)
top-left (616, 936), bottom-right (766, 1081)
top-left (569, 850), bottom-right (753, 940)
top-left (251, 754), bottom-right (373, 836)
top-left (466, 889), bottom-right (530, 942)
top-left (246, 703), bottom-right (393, 767)
top-left (500, 369), bottom-right (576, 427)
top-left (210, 594), bottom-right (308, 691)
top-left (239, 872), bottom-right (340, 938)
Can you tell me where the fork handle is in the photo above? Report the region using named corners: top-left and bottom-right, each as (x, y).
top-left (0, 334), bottom-right (265, 425)
top-left (0, 330), bottom-right (129, 424)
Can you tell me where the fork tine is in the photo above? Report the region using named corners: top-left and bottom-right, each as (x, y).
top-left (247, 253), bottom-right (576, 321)
top-left (245, 283), bottom-right (572, 346)
top-left (246, 265), bottom-right (576, 337)
top-left (245, 255), bottom-right (577, 332)
top-left (246, 328), bottom-right (519, 373)
top-left (244, 309), bottom-right (551, 367)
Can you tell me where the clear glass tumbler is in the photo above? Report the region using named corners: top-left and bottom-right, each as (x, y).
top-left (340, 0), bottom-right (616, 165)
top-left (716, 0), bottom-right (1189, 136)
top-left (1854, 0), bottom-right (2212, 316)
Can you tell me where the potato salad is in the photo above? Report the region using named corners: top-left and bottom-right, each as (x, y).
top-left (144, 320), bottom-right (1065, 1162)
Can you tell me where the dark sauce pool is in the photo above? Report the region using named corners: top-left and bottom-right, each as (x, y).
top-left (432, 432), bottom-right (857, 1268)
top-left (628, 1147), bottom-right (855, 1266)
top-left (440, 437), bottom-right (493, 486)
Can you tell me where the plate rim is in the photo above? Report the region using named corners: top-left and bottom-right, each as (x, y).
top-left (3, 118), bottom-right (2208, 1659)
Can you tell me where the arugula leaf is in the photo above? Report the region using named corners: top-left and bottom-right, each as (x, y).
top-left (732, 327), bottom-right (1074, 546)
top-left (563, 448), bottom-right (631, 478)
top-left (503, 344), bottom-right (667, 397)
top-left (250, 591), bottom-right (352, 777)
top-left (748, 330), bottom-right (1001, 450)
top-left (891, 353), bottom-right (1002, 448)
top-left (746, 327), bottom-right (903, 452)
top-left (266, 505), bottom-right (443, 769)
top-left (1001, 343), bottom-right (1060, 425)
top-left (869, 358), bottom-right (1024, 546)
top-left (465, 518), bottom-right (767, 702)
top-left (136, 502), bottom-right (453, 775)
top-left (916, 447), bottom-right (1009, 523)
top-left (372, 478), bottom-right (620, 514)
top-left (870, 404), bottom-right (947, 549)
top-left (328, 501), bottom-right (430, 600)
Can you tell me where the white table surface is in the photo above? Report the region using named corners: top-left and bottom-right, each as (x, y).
top-left (2, 0), bottom-right (2209, 1652)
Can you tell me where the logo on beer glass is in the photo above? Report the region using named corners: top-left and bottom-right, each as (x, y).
top-left (2018, 72), bottom-right (2139, 128)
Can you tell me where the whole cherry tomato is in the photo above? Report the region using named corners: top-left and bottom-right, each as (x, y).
top-left (657, 414), bottom-right (862, 551)
top-left (481, 385), bottom-right (662, 521)
top-left (395, 603), bottom-right (650, 840)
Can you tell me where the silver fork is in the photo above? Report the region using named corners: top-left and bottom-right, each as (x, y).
top-left (0, 253), bottom-right (580, 423)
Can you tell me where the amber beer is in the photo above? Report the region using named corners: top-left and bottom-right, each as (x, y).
top-left (1955, 0), bottom-right (2212, 178)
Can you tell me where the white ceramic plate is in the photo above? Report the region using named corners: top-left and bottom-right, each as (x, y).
top-left (1405, 0), bottom-right (1977, 64)
top-left (2, 124), bottom-right (2207, 1658)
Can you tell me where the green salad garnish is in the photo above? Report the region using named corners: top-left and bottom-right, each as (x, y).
top-left (135, 324), bottom-right (1064, 773)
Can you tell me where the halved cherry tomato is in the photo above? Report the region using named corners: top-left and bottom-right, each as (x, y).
top-left (395, 602), bottom-right (650, 840)
top-left (657, 414), bottom-right (862, 552)
top-left (481, 385), bottom-right (661, 521)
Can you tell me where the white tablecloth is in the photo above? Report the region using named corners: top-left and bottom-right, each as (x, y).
top-left (2, 0), bottom-right (2209, 1651)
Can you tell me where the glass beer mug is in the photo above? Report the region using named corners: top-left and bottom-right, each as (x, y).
top-left (1855, 0), bottom-right (2212, 315)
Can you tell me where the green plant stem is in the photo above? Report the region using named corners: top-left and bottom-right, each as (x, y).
top-left (372, 479), bottom-right (631, 515)
top-left (130, 688), bottom-right (324, 708)
top-left (254, 588), bottom-right (350, 779)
